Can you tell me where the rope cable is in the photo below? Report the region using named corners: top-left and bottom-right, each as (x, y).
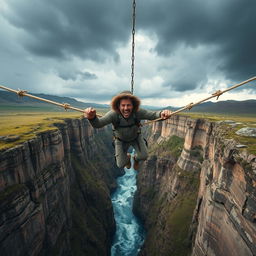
top-left (143, 76), bottom-right (256, 126)
top-left (0, 77), bottom-right (255, 122)
top-left (0, 85), bottom-right (102, 117)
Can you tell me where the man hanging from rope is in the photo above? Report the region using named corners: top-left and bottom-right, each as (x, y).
top-left (84, 91), bottom-right (172, 170)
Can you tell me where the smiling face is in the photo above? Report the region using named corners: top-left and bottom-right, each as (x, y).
top-left (119, 98), bottom-right (134, 118)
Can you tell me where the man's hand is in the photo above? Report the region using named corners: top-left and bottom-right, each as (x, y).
top-left (84, 107), bottom-right (96, 120)
top-left (160, 109), bottom-right (172, 120)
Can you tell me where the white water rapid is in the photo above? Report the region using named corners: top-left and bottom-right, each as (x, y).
top-left (111, 156), bottom-right (145, 256)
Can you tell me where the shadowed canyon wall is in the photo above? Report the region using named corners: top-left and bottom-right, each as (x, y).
top-left (0, 118), bottom-right (122, 256)
top-left (0, 116), bottom-right (255, 256)
top-left (134, 116), bottom-right (256, 256)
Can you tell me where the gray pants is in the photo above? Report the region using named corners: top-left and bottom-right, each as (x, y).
top-left (114, 134), bottom-right (148, 168)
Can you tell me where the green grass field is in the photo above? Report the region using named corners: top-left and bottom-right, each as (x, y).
top-left (0, 106), bottom-right (108, 150)
top-left (183, 111), bottom-right (256, 122)
top-left (0, 111), bottom-right (79, 150)
top-left (185, 112), bottom-right (256, 154)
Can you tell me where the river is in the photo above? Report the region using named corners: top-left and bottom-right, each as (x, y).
top-left (111, 156), bottom-right (145, 256)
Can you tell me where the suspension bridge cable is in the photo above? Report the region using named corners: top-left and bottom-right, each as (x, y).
top-left (143, 76), bottom-right (256, 126)
top-left (0, 77), bottom-right (255, 123)
top-left (0, 85), bottom-right (102, 117)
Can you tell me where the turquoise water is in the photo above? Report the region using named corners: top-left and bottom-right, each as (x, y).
top-left (111, 164), bottom-right (145, 256)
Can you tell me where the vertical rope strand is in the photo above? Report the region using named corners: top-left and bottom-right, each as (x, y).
top-left (131, 0), bottom-right (136, 94)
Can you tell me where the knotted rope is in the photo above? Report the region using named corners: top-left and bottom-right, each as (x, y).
top-left (17, 89), bottom-right (28, 97)
top-left (143, 76), bottom-right (256, 126)
top-left (0, 85), bottom-right (102, 117)
top-left (0, 76), bottom-right (255, 123)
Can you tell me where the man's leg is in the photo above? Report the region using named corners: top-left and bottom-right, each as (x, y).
top-left (132, 134), bottom-right (148, 169)
top-left (114, 139), bottom-right (131, 168)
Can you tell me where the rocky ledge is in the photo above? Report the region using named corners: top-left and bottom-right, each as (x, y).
top-left (134, 115), bottom-right (256, 256)
top-left (0, 118), bottom-right (122, 256)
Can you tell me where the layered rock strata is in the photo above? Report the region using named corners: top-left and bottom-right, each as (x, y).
top-left (1, 114), bottom-right (255, 256)
top-left (134, 115), bottom-right (256, 256)
top-left (192, 127), bottom-right (256, 256)
top-left (0, 118), bottom-right (122, 255)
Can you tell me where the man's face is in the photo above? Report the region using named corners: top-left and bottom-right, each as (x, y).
top-left (119, 98), bottom-right (133, 118)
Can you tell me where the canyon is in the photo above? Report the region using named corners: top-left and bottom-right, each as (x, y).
top-left (0, 118), bottom-right (122, 255)
top-left (135, 116), bottom-right (256, 256)
top-left (0, 115), bottom-right (255, 255)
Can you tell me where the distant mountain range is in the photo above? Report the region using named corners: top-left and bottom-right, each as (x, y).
top-left (0, 91), bottom-right (161, 111)
top-left (166, 100), bottom-right (256, 115)
top-left (0, 91), bottom-right (109, 110)
top-left (0, 91), bottom-right (255, 114)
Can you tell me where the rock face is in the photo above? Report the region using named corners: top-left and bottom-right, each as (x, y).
top-left (192, 129), bottom-right (256, 256)
top-left (1, 115), bottom-right (255, 256)
top-left (134, 115), bottom-right (256, 256)
top-left (0, 118), bottom-right (122, 255)
top-left (236, 127), bottom-right (256, 137)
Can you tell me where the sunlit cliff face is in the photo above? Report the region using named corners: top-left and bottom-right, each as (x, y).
top-left (119, 99), bottom-right (134, 118)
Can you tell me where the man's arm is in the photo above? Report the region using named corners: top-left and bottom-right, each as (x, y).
top-left (137, 108), bottom-right (172, 120)
top-left (84, 108), bottom-right (115, 128)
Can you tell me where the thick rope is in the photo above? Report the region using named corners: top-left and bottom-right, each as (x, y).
top-left (143, 76), bottom-right (256, 126)
top-left (131, 0), bottom-right (136, 94)
top-left (0, 76), bottom-right (255, 122)
top-left (0, 85), bottom-right (102, 117)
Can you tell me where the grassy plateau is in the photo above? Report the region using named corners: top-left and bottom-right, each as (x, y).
top-left (184, 111), bottom-right (256, 154)
top-left (0, 106), bottom-right (108, 150)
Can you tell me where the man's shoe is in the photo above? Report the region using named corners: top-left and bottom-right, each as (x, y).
top-left (125, 153), bottom-right (131, 169)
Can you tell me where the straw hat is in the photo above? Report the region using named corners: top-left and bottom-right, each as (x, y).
top-left (111, 91), bottom-right (141, 113)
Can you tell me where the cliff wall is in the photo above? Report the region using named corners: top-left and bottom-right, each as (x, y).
top-left (1, 114), bottom-right (255, 256)
top-left (192, 125), bottom-right (256, 256)
top-left (134, 115), bottom-right (256, 256)
top-left (0, 118), bottom-right (122, 255)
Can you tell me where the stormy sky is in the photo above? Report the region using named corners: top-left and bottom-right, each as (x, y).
top-left (0, 0), bottom-right (255, 107)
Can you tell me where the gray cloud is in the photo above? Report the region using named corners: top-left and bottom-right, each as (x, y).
top-left (79, 71), bottom-right (97, 80)
top-left (58, 70), bottom-right (97, 81)
top-left (3, 0), bottom-right (130, 61)
top-left (138, 0), bottom-right (256, 86)
top-left (60, 83), bottom-right (116, 102)
top-left (0, 0), bottom-right (255, 103)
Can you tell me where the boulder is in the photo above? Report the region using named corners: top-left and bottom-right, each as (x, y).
top-left (236, 127), bottom-right (256, 137)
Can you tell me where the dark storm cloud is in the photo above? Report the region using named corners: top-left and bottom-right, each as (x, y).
top-left (3, 0), bottom-right (130, 61)
top-left (79, 71), bottom-right (97, 80)
top-left (166, 80), bottom-right (197, 92)
top-left (138, 0), bottom-right (256, 87)
top-left (58, 70), bottom-right (97, 81)
top-left (1, 0), bottom-right (255, 98)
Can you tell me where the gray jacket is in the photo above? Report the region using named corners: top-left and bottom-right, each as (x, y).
top-left (89, 108), bottom-right (161, 142)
